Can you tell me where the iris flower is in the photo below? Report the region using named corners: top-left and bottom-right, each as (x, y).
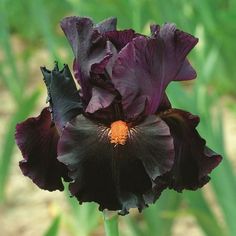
top-left (15, 17), bottom-right (222, 215)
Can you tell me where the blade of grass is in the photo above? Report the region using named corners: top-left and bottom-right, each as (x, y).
top-left (168, 82), bottom-right (236, 236)
top-left (64, 184), bottom-right (100, 236)
top-left (44, 215), bottom-right (61, 236)
top-left (0, 89), bottom-right (40, 202)
top-left (29, 0), bottom-right (59, 60)
top-left (143, 191), bottom-right (182, 236)
top-left (183, 191), bottom-right (226, 236)
top-left (195, 87), bottom-right (236, 236)
top-left (104, 212), bottom-right (119, 236)
top-left (0, 0), bottom-right (22, 101)
top-left (124, 216), bottom-right (146, 236)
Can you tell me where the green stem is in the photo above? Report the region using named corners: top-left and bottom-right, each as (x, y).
top-left (103, 211), bottom-right (119, 236)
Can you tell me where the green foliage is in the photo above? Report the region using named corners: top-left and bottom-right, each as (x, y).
top-left (123, 191), bottom-right (182, 236)
top-left (63, 185), bottom-right (100, 236)
top-left (0, 0), bottom-right (235, 235)
top-left (0, 90), bottom-right (40, 201)
top-left (43, 215), bottom-right (61, 236)
top-left (104, 213), bottom-right (119, 236)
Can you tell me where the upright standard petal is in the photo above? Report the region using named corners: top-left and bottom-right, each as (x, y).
top-left (15, 108), bottom-right (70, 191)
top-left (95, 17), bottom-right (117, 33)
top-left (150, 24), bottom-right (197, 82)
top-left (61, 16), bottom-right (117, 106)
top-left (41, 63), bottom-right (83, 131)
top-left (156, 93), bottom-right (172, 112)
top-left (85, 86), bottom-right (117, 114)
top-left (57, 115), bottom-right (174, 213)
top-left (104, 29), bottom-right (138, 51)
top-left (112, 24), bottom-right (198, 119)
top-left (159, 109), bottom-right (222, 191)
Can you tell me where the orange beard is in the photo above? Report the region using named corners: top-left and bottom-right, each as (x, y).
top-left (109, 120), bottom-right (129, 146)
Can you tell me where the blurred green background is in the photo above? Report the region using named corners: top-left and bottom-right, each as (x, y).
top-left (0, 0), bottom-right (236, 235)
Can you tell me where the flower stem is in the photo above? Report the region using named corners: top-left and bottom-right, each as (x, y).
top-left (103, 211), bottom-right (119, 236)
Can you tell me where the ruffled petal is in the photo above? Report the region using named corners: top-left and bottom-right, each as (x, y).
top-left (61, 16), bottom-right (117, 106)
top-left (112, 24), bottom-right (198, 119)
top-left (85, 96), bottom-right (126, 125)
top-left (174, 58), bottom-right (197, 81)
top-left (104, 29), bottom-right (138, 51)
top-left (150, 24), bottom-right (160, 37)
top-left (159, 109), bottom-right (222, 191)
top-left (57, 115), bottom-right (173, 213)
top-left (151, 24), bottom-right (197, 82)
top-left (85, 86), bottom-right (116, 114)
top-left (130, 115), bottom-right (175, 180)
top-left (41, 63), bottom-right (82, 131)
top-left (95, 17), bottom-right (117, 33)
top-left (15, 108), bottom-right (70, 191)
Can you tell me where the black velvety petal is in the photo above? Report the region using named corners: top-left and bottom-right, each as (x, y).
top-left (15, 108), bottom-right (70, 191)
top-left (41, 63), bottom-right (82, 132)
top-left (57, 115), bottom-right (174, 213)
top-left (61, 16), bottom-right (117, 107)
top-left (159, 109), bottom-right (222, 191)
top-left (112, 25), bottom-right (198, 119)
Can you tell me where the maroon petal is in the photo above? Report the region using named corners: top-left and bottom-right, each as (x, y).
top-left (60, 16), bottom-right (116, 59)
top-left (159, 109), bottom-right (222, 191)
top-left (174, 58), bottom-right (197, 81)
top-left (95, 17), bottom-right (117, 33)
top-left (61, 17), bottom-right (117, 106)
top-left (104, 29), bottom-right (138, 51)
top-left (90, 41), bottom-right (117, 75)
top-left (60, 16), bottom-right (92, 58)
top-left (85, 86), bottom-right (116, 114)
top-left (112, 24), bottom-right (198, 119)
top-left (84, 98), bottom-right (124, 125)
top-left (41, 63), bottom-right (82, 131)
top-left (151, 24), bottom-right (197, 82)
top-left (57, 115), bottom-right (173, 213)
top-left (15, 108), bottom-right (70, 191)
top-left (150, 24), bottom-right (160, 37)
top-left (156, 93), bottom-right (172, 113)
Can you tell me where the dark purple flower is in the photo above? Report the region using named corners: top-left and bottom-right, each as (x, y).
top-left (15, 16), bottom-right (222, 215)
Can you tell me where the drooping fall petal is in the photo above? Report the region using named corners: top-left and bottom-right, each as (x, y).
top-left (15, 108), bottom-right (70, 191)
top-left (57, 114), bottom-right (174, 213)
top-left (159, 109), bottom-right (222, 191)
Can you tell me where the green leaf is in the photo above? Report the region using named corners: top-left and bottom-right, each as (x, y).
top-left (125, 191), bottom-right (182, 236)
top-left (64, 184), bottom-right (100, 236)
top-left (183, 191), bottom-right (226, 236)
top-left (104, 212), bottom-right (119, 236)
top-left (0, 0), bottom-right (21, 101)
top-left (44, 215), bottom-right (61, 236)
top-left (143, 191), bottom-right (182, 236)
